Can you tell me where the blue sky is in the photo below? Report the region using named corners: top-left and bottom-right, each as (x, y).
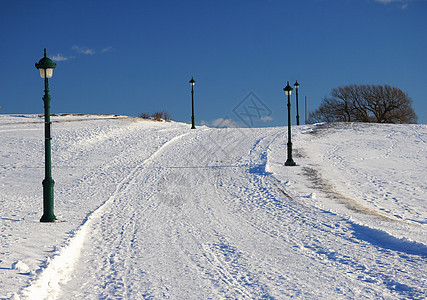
top-left (1, 0), bottom-right (426, 127)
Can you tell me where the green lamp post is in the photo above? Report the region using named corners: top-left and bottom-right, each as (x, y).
top-left (284, 81), bottom-right (296, 166)
top-left (294, 80), bottom-right (300, 125)
top-left (189, 77), bottom-right (196, 129)
top-left (35, 48), bottom-right (57, 222)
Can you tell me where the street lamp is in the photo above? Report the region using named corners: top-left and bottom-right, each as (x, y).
top-left (284, 81), bottom-right (296, 166)
top-left (189, 77), bottom-right (196, 129)
top-left (294, 80), bottom-right (300, 125)
top-left (35, 48), bottom-right (57, 222)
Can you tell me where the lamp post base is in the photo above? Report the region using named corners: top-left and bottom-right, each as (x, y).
top-left (41, 178), bottom-right (56, 222)
top-left (191, 116), bottom-right (196, 129)
top-left (40, 215), bottom-right (57, 222)
top-left (285, 141), bottom-right (296, 166)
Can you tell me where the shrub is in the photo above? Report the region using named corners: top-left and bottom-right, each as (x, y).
top-left (162, 111), bottom-right (171, 121)
top-left (140, 111), bottom-right (172, 122)
top-left (152, 112), bottom-right (163, 121)
top-left (140, 112), bottom-right (151, 119)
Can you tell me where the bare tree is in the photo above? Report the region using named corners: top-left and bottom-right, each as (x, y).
top-left (309, 84), bottom-right (417, 124)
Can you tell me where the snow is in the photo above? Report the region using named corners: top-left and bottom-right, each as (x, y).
top-left (0, 114), bottom-right (425, 299)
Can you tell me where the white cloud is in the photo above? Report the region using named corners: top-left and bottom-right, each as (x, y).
top-left (101, 46), bottom-right (113, 53)
top-left (212, 118), bottom-right (238, 128)
top-left (373, 0), bottom-right (410, 3)
top-left (202, 118), bottom-right (241, 128)
top-left (260, 116), bottom-right (273, 122)
top-left (51, 54), bottom-right (72, 62)
top-left (72, 45), bottom-right (95, 55)
top-left (373, 0), bottom-right (425, 8)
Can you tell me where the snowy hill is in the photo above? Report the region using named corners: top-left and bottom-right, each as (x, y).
top-left (0, 114), bottom-right (426, 299)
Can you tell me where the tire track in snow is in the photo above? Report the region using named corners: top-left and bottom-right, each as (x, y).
top-left (18, 131), bottom-right (192, 300)
top-left (183, 129), bottom-right (288, 298)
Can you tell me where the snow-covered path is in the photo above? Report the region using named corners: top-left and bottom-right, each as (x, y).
top-left (0, 115), bottom-right (426, 299)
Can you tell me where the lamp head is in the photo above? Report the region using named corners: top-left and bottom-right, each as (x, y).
top-left (284, 81), bottom-right (293, 95)
top-left (294, 80), bottom-right (299, 89)
top-left (189, 77), bottom-right (195, 86)
top-left (35, 48), bottom-right (56, 78)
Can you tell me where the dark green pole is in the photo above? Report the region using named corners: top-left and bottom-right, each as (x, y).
top-left (40, 76), bottom-right (56, 222)
top-left (36, 49), bottom-right (57, 222)
top-left (294, 81), bottom-right (300, 125)
top-left (190, 77), bottom-right (196, 129)
top-left (305, 96), bottom-right (307, 124)
top-left (284, 81), bottom-right (296, 166)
